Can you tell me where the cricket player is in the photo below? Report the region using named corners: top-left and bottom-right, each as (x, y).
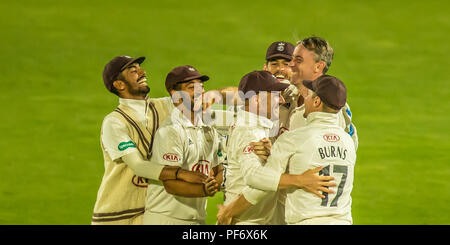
top-left (286, 37), bottom-right (358, 149)
top-left (92, 56), bottom-right (210, 225)
top-left (218, 75), bottom-right (356, 225)
top-left (144, 65), bottom-right (222, 225)
top-left (263, 41), bottom-right (295, 84)
top-left (262, 41), bottom-right (299, 137)
top-left (223, 70), bottom-right (290, 225)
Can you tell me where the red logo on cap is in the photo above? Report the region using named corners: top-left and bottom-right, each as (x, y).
top-left (323, 134), bottom-right (340, 142)
top-left (163, 153), bottom-right (181, 162)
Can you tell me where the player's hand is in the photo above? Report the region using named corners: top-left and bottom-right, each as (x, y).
top-left (217, 204), bottom-right (233, 225)
top-left (204, 177), bottom-right (219, 196)
top-left (296, 166), bottom-right (337, 199)
top-left (282, 85), bottom-right (299, 103)
top-left (249, 138), bottom-right (272, 161)
top-left (177, 169), bottom-right (208, 184)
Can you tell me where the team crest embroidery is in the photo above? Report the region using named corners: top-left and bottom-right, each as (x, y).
top-left (277, 42), bottom-right (285, 51)
top-left (163, 153), bottom-right (181, 162)
top-left (188, 67), bottom-right (195, 71)
top-left (242, 145), bottom-right (253, 154)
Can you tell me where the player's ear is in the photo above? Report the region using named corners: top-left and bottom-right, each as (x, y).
top-left (314, 96), bottom-right (322, 109)
top-left (263, 63), bottom-right (268, 71)
top-left (314, 61), bottom-right (325, 73)
top-left (113, 80), bottom-right (126, 92)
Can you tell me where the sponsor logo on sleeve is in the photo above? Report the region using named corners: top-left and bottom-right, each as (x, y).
top-left (132, 175), bottom-right (148, 188)
top-left (118, 141), bottom-right (136, 151)
top-left (191, 160), bottom-right (210, 175)
top-left (242, 145), bottom-right (253, 154)
top-left (163, 153), bottom-right (181, 162)
top-left (323, 134), bottom-right (340, 142)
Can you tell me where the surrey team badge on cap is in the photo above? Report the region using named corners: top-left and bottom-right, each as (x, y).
top-left (265, 41), bottom-right (295, 61)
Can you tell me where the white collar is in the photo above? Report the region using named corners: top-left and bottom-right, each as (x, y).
top-left (118, 98), bottom-right (147, 117)
top-left (306, 111), bottom-right (339, 126)
top-left (235, 108), bottom-right (273, 129)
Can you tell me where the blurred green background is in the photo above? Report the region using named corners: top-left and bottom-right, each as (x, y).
top-left (0, 0), bottom-right (449, 225)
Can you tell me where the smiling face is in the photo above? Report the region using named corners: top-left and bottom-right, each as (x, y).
top-left (289, 45), bottom-right (323, 87)
top-left (114, 62), bottom-right (149, 98)
top-left (264, 58), bottom-right (292, 82)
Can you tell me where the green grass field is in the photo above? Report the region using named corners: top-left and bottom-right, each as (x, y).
top-left (1, 0), bottom-right (449, 225)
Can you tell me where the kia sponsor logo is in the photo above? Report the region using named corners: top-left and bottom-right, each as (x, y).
top-left (192, 160), bottom-right (211, 175)
top-left (132, 175), bottom-right (148, 188)
top-left (323, 134), bottom-right (340, 142)
top-left (242, 145), bottom-right (253, 154)
top-left (163, 153), bottom-right (181, 162)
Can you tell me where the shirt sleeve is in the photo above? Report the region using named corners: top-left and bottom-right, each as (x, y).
top-left (101, 116), bottom-right (138, 161)
top-left (122, 151), bottom-right (164, 181)
top-left (241, 186), bottom-right (274, 205)
top-left (341, 103), bottom-right (359, 151)
top-left (151, 125), bottom-right (185, 167)
top-left (237, 130), bottom-right (282, 192)
top-left (245, 133), bottom-right (294, 192)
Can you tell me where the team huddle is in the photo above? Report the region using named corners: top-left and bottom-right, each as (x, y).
top-left (91, 36), bottom-right (358, 225)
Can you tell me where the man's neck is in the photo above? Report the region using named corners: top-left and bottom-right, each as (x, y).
top-left (119, 94), bottom-right (146, 100)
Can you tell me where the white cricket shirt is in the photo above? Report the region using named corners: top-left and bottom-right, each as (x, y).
top-left (101, 97), bottom-right (174, 161)
top-left (224, 108), bottom-right (279, 224)
top-left (145, 107), bottom-right (220, 222)
top-left (245, 112), bottom-right (356, 224)
top-left (289, 103), bottom-right (359, 150)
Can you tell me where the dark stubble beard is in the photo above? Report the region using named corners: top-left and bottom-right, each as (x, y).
top-left (124, 77), bottom-right (150, 97)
